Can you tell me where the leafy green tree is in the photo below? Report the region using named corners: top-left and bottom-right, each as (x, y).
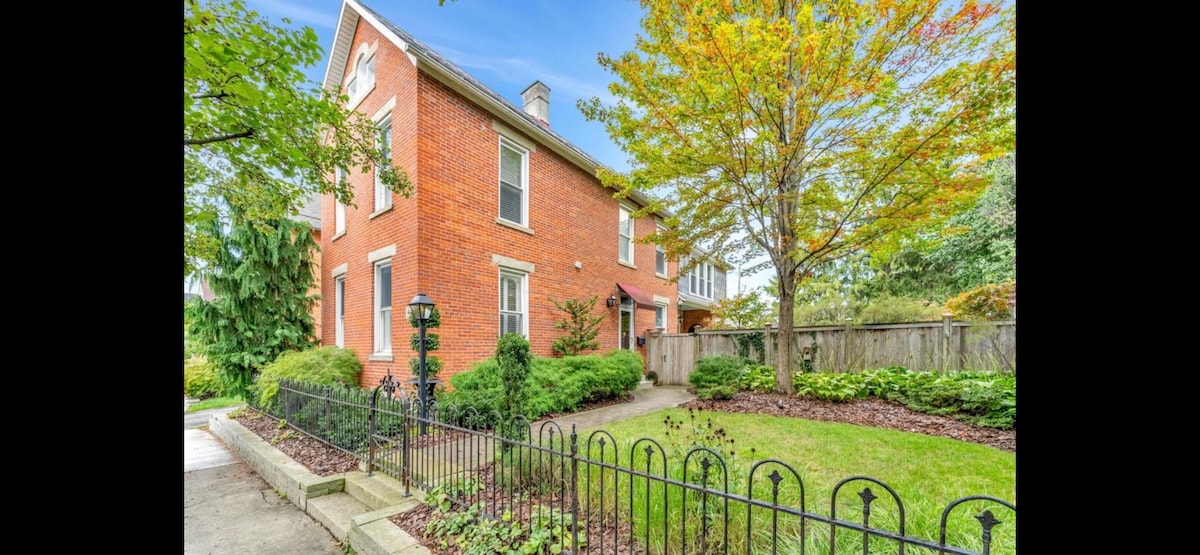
top-left (550, 296), bottom-right (604, 356)
top-left (186, 207), bottom-right (319, 397)
top-left (184, 0), bottom-right (411, 278)
top-left (709, 289), bottom-right (773, 329)
top-left (581, 0), bottom-right (1015, 393)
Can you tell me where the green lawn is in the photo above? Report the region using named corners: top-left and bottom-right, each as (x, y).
top-left (571, 407), bottom-right (1015, 554)
top-left (186, 396), bottom-right (245, 412)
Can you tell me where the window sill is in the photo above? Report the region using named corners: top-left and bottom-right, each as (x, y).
top-left (655, 272), bottom-right (667, 279)
top-left (332, 230), bottom-right (346, 242)
top-left (345, 83), bottom-right (375, 112)
top-left (369, 204), bottom-right (393, 219)
top-left (618, 260), bottom-right (637, 270)
top-left (496, 218), bottom-right (534, 235)
top-left (369, 353), bottom-right (394, 362)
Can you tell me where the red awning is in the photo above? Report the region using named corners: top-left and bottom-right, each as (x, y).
top-left (616, 282), bottom-right (657, 309)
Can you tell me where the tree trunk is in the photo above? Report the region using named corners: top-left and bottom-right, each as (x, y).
top-left (775, 271), bottom-right (796, 395)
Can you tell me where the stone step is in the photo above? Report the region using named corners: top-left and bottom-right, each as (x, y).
top-left (344, 471), bottom-right (411, 511)
top-left (306, 491), bottom-right (370, 542)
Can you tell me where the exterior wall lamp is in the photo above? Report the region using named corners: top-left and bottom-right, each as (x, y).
top-left (606, 294), bottom-right (617, 308)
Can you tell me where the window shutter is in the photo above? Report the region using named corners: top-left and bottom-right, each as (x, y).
top-left (500, 145), bottom-right (523, 223)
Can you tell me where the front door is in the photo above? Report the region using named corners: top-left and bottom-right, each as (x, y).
top-left (619, 295), bottom-right (634, 349)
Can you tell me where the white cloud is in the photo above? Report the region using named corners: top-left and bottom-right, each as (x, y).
top-left (429, 44), bottom-right (618, 106)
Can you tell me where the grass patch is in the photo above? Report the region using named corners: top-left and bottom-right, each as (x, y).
top-left (187, 396), bottom-right (245, 413)
top-left (574, 408), bottom-right (1015, 554)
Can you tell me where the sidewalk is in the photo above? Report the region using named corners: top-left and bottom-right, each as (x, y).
top-left (184, 401), bottom-right (344, 555)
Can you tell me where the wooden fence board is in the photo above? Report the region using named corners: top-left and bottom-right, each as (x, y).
top-left (647, 320), bottom-right (1016, 385)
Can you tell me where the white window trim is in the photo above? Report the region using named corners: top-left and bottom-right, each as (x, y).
top-left (345, 42), bottom-right (378, 111)
top-left (334, 168), bottom-right (347, 238)
top-left (655, 224), bottom-right (667, 277)
top-left (373, 113), bottom-right (393, 215)
top-left (655, 304), bottom-right (667, 330)
top-left (498, 136), bottom-right (529, 228)
top-left (619, 204), bottom-right (635, 265)
top-left (373, 259), bottom-right (393, 356)
top-left (499, 268), bottom-right (529, 338)
top-left (335, 276), bottom-right (346, 348)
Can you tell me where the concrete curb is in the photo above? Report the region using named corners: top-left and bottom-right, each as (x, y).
top-left (208, 413), bottom-right (432, 555)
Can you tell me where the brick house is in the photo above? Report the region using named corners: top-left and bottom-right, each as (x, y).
top-left (319, 0), bottom-right (724, 389)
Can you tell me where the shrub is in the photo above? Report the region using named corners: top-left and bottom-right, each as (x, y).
top-left (645, 370), bottom-right (658, 384)
top-left (549, 296), bottom-right (604, 356)
top-left (739, 364), bottom-right (776, 392)
top-left (698, 384), bottom-right (738, 400)
top-left (184, 356), bottom-right (221, 399)
top-left (794, 372), bottom-right (868, 402)
top-left (442, 349), bottom-right (643, 423)
top-left (497, 333), bottom-right (532, 431)
top-left (856, 295), bottom-right (944, 324)
top-left (689, 355), bottom-right (745, 390)
top-left (252, 346), bottom-right (362, 411)
top-left (945, 281), bottom-right (1016, 321)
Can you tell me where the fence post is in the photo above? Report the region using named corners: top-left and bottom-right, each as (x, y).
top-left (843, 320), bottom-right (853, 372)
top-left (569, 425), bottom-right (580, 555)
top-left (942, 313), bottom-right (953, 372)
top-left (367, 386), bottom-right (379, 476)
top-left (402, 398), bottom-right (411, 497)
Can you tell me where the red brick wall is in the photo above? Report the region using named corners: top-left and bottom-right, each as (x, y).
top-left (321, 21), bottom-right (422, 389)
top-left (681, 309), bottom-right (713, 334)
top-left (323, 18), bottom-right (678, 389)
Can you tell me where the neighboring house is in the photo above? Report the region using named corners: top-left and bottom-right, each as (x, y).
top-left (676, 251), bottom-right (728, 333)
top-left (295, 194), bottom-right (323, 341)
top-left (319, 0), bottom-right (729, 389)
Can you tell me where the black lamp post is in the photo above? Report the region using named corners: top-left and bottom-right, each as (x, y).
top-left (408, 292), bottom-right (435, 435)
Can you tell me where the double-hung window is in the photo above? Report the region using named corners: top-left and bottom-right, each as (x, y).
top-left (655, 224), bottom-right (667, 276)
top-left (374, 260), bottom-right (392, 354)
top-left (619, 205), bottom-right (634, 264)
top-left (655, 303), bottom-right (667, 329)
top-left (499, 138), bottom-right (527, 226)
top-left (683, 257), bottom-right (713, 299)
top-left (335, 276), bottom-right (346, 347)
top-left (499, 270), bottom-right (526, 338)
top-left (335, 167), bottom-right (347, 236)
top-left (374, 115), bottom-right (393, 212)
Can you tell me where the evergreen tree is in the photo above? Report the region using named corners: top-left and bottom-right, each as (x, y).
top-left (550, 296), bottom-right (604, 356)
top-left (186, 204), bottom-right (319, 397)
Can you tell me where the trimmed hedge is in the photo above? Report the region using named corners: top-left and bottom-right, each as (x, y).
top-left (441, 349), bottom-right (643, 423)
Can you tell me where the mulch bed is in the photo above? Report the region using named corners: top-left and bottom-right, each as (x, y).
top-left (680, 392), bottom-right (1016, 453)
top-left (229, 409), bottom-right (361, 476)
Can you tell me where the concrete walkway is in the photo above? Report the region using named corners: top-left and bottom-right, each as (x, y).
top-left (184, 401), bottom-right (345, 554)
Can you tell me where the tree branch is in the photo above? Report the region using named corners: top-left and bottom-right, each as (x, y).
top-left (185, 129), bottom-right (254, 145)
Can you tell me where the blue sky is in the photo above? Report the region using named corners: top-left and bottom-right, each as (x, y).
top-left (245, 0), bottom-right (646, 174)
top-left (188, 0), bottom-right (768, 295)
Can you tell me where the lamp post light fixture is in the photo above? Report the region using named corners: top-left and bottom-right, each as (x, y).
top-left (407, 292), bottom-right (436, 435)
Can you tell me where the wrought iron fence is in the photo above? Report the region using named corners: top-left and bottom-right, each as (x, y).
top-left (259, 379), bottom-right (1016, 554)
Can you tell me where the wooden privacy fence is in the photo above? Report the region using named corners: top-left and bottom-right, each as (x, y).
top-left (646, 317), bottom-right (1015, 386)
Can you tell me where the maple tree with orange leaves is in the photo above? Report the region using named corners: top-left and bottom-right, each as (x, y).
top-left (581, 0), bottom-right (1015, 394)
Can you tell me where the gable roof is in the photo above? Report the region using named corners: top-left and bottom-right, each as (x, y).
top-left (323, 0), bottom-right (664, 216)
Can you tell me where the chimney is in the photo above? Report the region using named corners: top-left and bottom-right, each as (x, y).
top-left (521, 81), bottom-right (550, 126)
